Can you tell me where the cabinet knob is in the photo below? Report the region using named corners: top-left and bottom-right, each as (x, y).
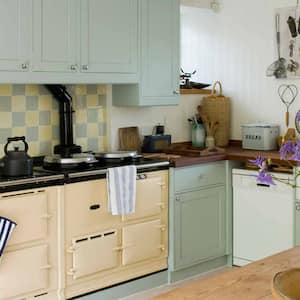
top-left (296, 204), bottom-right (300, 211)
top-left (175, 195), bottom-right (180, 202)
top-left (70, 64), bottom-right (77, 71)
top-left (173, 90), bottom-right (180, 95)
top-left (21, 63), bottom-right (28, 70)
top-left (82, 65), bottom-right (89, 71)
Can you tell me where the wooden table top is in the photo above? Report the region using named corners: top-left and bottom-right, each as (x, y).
top-left (152, 246), bottom-right (300, 300)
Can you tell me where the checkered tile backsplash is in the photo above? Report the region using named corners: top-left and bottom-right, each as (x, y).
top-left (0, 84), bottom-right (108, 157)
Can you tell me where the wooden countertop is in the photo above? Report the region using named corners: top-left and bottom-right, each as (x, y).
top-left (148, 142), bottom-right (296, 168)
top-left (152, 246), bottom-right (300, 300)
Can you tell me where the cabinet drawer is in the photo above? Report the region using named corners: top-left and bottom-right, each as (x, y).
top-left (0, 244), bottom-right (49, 299)
top-left (122, 219), bottom-right (165, 265)
top-left (174, 162), bottom-right (226, 192)
top-left (65, 179), bottom-right (120, 239)
top-left (0, 190), bottom-right (48, 246)
top-left (124, 171), bottom-right (168, 221)
top-left (70, 229), bottom-right (119, 280)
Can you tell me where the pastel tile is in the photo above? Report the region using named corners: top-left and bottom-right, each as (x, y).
top-left (12, 127), bottom-right (26, 137)
top-left (87, 95), bottom-right (98, 107)
top-left (26, 96), bottom-right (39, 110)
top-left (75, 110), bottom-right (87, 123)
top-left (12, 112), bottom-right (26, 127)
top-left (38, 85), bottom-right (50, 95)
top-left (26, 127), bottom-right (39, 142)
top-left (11, 96), bottom-right (26, 111)
top-left (98, 95), bottom-right (106, 107)
top-left (0, 96), bottom-right (12, 111)
top-left (98, 122), bottom-right (107, 136)
top-left (0, 112), bottom-right (12, 127)
top-left (52, 126), bottom-right (59, 140)
top-left (87, 138), bottom-right (98, 151)
top-left (0, 128), bottom-right (12, 143)
top-left (87, 123), bottom-right (98, 136)
top-left (39, 141), bottom-right (52, 155)
top-left (28, 142), bottom-right (39, 156)
top-left (97, 85), bottom-right (107, 95)
top-left (39, 95), bottom-right (53, 111)
top-left (0, 85), bottom-right (12, 96)
top-left (12, 85), bottom-right (25, 95)
top-left (26, 111), bottom-right (39, 126)
top-left (51, 111), bottom-right (59, 126)
top-left (75, 137), bottom-right (88, 151)
top-left (87, 85), bottom-right (97, 94)
top-left (39, 111), bottom-right (51, 126)
top-left (39, 126), bottom-right (52, 141)
top-left (25, 85), bottom-right (39, 96)
top-left (76, 124), bottom-right (87, 138)
top-left (87, 109), bottom-right (98, 123)
top-left (75, 95), bottom-right (87, 109)
top-left (75, 85), bottom-right (87, 95)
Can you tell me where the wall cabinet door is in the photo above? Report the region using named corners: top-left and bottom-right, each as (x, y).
top-left (174, 186), bottom-right (226, 270)
top-left (0, 0), bottom-right (31, 71)
top-left (33, 0), bottom-right (77, 72)
top-left (140, 0), bottom-right (180, 105)
top-left (80, 0), bottom-right (138, 74)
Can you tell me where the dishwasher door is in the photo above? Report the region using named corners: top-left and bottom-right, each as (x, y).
top-left (233, 168), bottom-right (294, 266)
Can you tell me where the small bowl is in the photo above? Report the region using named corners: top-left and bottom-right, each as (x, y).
top-left (272, 268), bottom-right (300, 299)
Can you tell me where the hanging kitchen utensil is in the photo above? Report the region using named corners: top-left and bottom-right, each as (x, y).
top-left (278, 84), bottom-right (298, 127)
top-left (266, 14), bottom-right (287, 79)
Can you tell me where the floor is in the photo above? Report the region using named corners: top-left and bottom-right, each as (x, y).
top-left (120, 267), bottom-right (230, 300)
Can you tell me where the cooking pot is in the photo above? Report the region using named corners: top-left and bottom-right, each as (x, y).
top-left (0, 136), bottom-right (33, 177)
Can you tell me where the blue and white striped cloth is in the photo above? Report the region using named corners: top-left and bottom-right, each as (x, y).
top-left (107, 166), bottom-right (137, 215)
top-left (0, 217), bottom-right (16, 257)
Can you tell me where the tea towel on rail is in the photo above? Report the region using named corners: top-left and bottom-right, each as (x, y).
top-left (107, 166), bottom-right (137, 215)
top-left (0, 217), bottom-right (16, 257)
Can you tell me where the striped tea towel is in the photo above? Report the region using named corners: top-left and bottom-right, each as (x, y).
top-left (0, 217), bottom-right (16, 257)
top-left (107, 166), bottom-right (137, 215)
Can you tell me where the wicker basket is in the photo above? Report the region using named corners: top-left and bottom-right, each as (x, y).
top-left (202, 81), bottom-right (230, 147)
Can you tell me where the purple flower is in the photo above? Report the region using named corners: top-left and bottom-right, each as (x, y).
top-left (296, 111), bottom-right (300, 122)
top-left (249, 156), bottom-right (265, 168)
top-left (280, 141), bottom-right (295, 160)
top-left (255, 169), bottom-right (275, 185)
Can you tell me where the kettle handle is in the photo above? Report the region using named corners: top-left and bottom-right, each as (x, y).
top-left (4, 136), bottom-right (29, 155)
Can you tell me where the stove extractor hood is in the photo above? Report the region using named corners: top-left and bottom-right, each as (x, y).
top-left (45, 85), bottom-right (81, 157)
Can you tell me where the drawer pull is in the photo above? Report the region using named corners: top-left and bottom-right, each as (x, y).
top-left (67, 268), bottom-right (76, 276)
top-left (158, 245), bottom-right (165, 251)
top-left (40, 214), bottom-right (52, 219)
top-left (296, 204), bottom-right (300, 211)
top-left (90, 204), bottom-right (101, 210)
top-left (156, 202), bottom-right (165, 209)
top-left (156, 225), bottom-right (166, 231)
top-left (40, 264), bottom-right (51, 270)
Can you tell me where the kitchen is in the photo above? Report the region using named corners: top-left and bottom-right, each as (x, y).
top-left (1, 0), bottom-right (300, 300)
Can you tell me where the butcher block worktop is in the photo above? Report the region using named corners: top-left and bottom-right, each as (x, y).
top-left (152, 246), bottom-right (300, 300)
top-left (145, 141), bottom-right (294, 168)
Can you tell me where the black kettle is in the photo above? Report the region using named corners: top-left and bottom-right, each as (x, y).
top-left (0, 136), bottom-right (33, 177)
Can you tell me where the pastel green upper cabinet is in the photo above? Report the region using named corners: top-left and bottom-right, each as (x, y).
top-left (80, 0), bottom-right (138, 74)
top-left (33, 0), bottom-right (77, 72)
top-left (0, 0), bottom-right (32, 72)
top-left (112, 0), bottom-right (180, 106)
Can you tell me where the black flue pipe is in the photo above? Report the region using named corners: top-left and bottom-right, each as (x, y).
top-left (45, 85), bottom-right (81, 157)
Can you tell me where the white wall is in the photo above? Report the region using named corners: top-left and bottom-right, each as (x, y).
top-left (106, 85), bottom-right (204, 150)
top-left (107, 0), bottom-right (300, 150)
top-left (181, 0), bottom-right (300, 140)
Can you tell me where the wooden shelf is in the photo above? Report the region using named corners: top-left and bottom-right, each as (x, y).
top-left (180, 88), bottom-right (212, 95)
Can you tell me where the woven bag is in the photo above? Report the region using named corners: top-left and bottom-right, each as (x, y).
top-left (202, 81), bottom-right (230, 147)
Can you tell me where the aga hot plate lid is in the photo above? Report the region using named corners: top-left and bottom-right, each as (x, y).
top-left (44, 153), bottom-right (98, 165)
top-left (95, 150), bottom-right (141, 159)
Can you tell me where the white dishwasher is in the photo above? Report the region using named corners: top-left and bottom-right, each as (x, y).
top-left (233, 168), bottom-right (294, 266)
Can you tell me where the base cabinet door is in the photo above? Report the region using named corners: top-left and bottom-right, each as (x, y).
top-left (174, 186), bottom-right (226, 270)
top-left (0, 245), bottom-right (49, 300)
top-left (122, 219), bottom-right (166, 265)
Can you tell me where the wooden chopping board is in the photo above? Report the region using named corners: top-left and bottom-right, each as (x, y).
top-left (118, 127), bottom-right (141, 152)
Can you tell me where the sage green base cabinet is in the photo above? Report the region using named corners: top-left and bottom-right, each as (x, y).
top-left (168, 161), bottom-right (238, 282)
top-left (112, 0), bottom-right (180, 106)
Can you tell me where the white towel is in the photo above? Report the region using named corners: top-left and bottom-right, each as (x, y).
top-left (107, 166), bottom-right (137, 215)
top-left (0, 217), bottom-right (16, 257)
